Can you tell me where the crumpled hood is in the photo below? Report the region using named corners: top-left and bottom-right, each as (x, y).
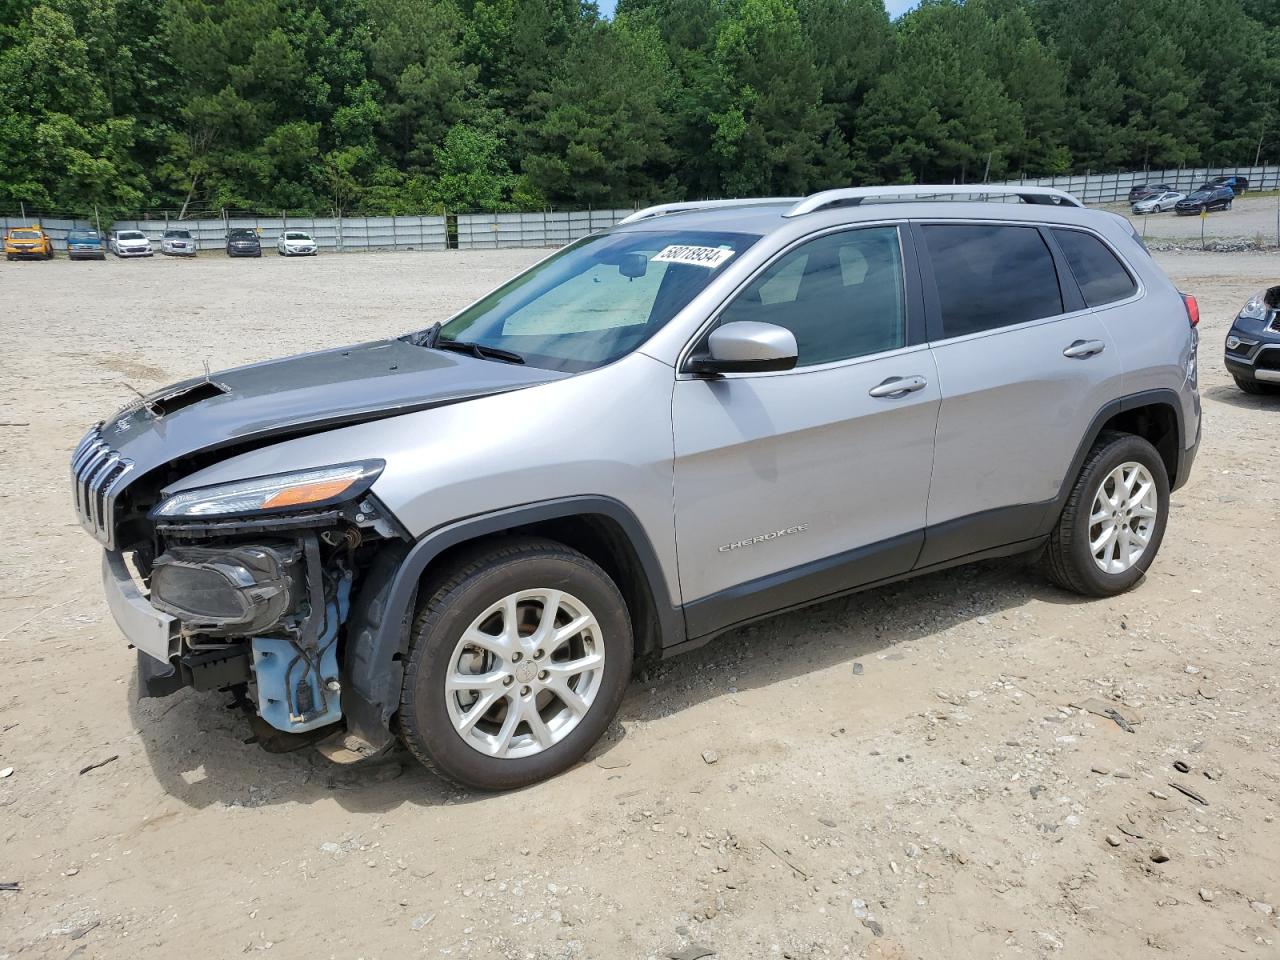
top-left (97, 339), bottom-right (567, 479)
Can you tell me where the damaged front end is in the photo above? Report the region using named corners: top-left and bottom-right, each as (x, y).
top-left (80, 443), bottom-right (406, 757)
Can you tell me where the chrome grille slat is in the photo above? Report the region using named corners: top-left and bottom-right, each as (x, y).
top-left (69, 426), bottom-right (132, 549)
top-left (88, 454), bottom-right (119, 528)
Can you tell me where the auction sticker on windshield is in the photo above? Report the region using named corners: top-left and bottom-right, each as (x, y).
top-left (651, 245), bottom-right (736, 269)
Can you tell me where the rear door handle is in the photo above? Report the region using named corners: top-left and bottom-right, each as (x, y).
top-left (1063, 339), bottom-right (1106, 359)
top-left (868, 375), bottom-right (928, 398)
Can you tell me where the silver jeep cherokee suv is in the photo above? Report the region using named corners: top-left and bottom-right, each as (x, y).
top-left (72, 185), bottom-right (1201, 789)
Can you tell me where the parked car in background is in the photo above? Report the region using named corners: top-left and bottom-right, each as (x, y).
top-left (1131, 190), bottom-right (1183, 214)
top-left (1174, 185), bottom-right (1234, 215)
top-left (70, 184), bottom-right (1201, 790)
top-left (110, 230), bottom-right (153, 257)
top-left (226, 229), bottom-right (262, 257)
top-left (66, 229), bottom-right (106, 260)
top-left (161, 229), bottom-right (196, 257)
top-left (277, 231), bottom-right (317, 256)
top-left (1127, 183), bottom-right (1175, 203)
top-left (1206, 175), bottom-right (1248, 195)
top-left (1224, 286), bottom-right (1280, 394)
top-left (4, 225), bottom-right (54, 260)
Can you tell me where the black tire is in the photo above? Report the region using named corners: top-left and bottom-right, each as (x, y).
top-left (398, 537), bottom-right (633, 790)
top-left (1225, 200), bottom-right (1233, 211)
top-left (1233, 373), bottom-right (1280, 395)
top-left (1041, 431), bottom-right (1170, 597)
top-left (1153, 205), bottom-right (1162, 213)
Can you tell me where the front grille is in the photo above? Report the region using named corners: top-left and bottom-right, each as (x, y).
top-left (71, 426), bottom-right (134, 548)
top-left (1255, 349), bottom-right (1280, 372)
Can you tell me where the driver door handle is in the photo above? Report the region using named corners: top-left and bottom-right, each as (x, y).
top-left (1063, 339), bottom-right (1106, 359)
top-left (868, 375), bottom-right (928, 398)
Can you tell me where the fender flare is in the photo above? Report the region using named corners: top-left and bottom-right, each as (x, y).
top-left (341, 496), bottom-right (682, 748)
top-left (1035, 387), bottom-right (1190, 538)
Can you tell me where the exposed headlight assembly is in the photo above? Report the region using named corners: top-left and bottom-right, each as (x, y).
top-left (153, 461), bottom-right (383, 518)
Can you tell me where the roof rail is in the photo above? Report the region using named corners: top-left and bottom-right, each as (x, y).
top-left (783, 184), bottom-right (1083, 218)
top-left (618, 197), bottom-right (799, 225)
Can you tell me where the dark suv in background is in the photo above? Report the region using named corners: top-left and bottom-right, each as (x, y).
top-left (1207, 175), bottom-right (1248, 195)
top-left (1175, 185), bottom-right (1235, 215)
top-left (1224, 286), bottom-right (1280, 394)
top-left (226, 229), bottom-right (262, 257)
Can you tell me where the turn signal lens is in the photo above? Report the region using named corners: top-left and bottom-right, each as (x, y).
top-left (262, 477), bottom-right (359, 508)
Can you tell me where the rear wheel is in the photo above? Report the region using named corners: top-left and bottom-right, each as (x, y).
top-left (1042, 432), bottom-right (1169, 597)
top-left (398, 538), bottom-right (633, 790)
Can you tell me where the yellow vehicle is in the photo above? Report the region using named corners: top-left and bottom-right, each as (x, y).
top-left (4, 225), bottom-right (54, 260)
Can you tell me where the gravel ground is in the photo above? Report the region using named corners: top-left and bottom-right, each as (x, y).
top-left (1107, 194), bottom-right (1280, 247)
top-left (0, 249), bottom-right (1277, 960)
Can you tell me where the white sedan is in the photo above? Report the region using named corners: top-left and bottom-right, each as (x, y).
top-left (277, 231), bottom-right (318, 256)
top-left (109, 230), bottom-right (153, 257)
top-left (1131, 191), bottom-right (1184, 214)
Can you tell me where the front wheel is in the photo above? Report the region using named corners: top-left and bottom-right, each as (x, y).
top-left (1153, 204), bottom-right (1162, 213)
top-left (398, 538), bottom-right (633, 790)
top-left (1233, 373), bottom-right (1280, 395)
top-left (1041, 431), bottom-right (1169, 597)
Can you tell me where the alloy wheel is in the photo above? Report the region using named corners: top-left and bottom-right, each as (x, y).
top-left (444, 589), bottom-right (605, 759)
top-left (1089, 461), bottom-right (1158, 574)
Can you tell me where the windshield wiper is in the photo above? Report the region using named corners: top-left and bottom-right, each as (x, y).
top-left (403, 322), bottom-right (442, 349)
top-left (436, 339), bottom-right (526, 365)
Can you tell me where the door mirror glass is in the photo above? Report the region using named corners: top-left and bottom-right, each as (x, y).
top-left (693, 321), bottom-right (798, 374)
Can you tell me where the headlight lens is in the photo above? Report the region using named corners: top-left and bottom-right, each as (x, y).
top-left (1239, 290), bottom-right (1270, 322)
top-left (153, 461), bottom-right (383, 518)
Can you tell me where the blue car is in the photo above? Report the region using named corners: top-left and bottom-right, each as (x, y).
top-left (66, 229), bottom-right (106, 261)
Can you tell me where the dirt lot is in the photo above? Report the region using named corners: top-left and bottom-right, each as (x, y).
top-left (1108, 193), bottom-right (1280, 246)
top-left (1, 249), bottom-right (1278, 960)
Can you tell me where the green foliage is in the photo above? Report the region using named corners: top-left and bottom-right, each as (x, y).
top-left (0, 0), bottom-right (1278, 215)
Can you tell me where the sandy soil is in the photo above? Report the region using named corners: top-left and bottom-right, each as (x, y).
top-left (1, 249), bottom-right (1277, 960)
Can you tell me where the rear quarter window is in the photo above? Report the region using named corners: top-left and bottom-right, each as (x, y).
top-left (1052, 229), bottom-right (1137, 307)
top-left (922, 224), bottom-right (1064, 338)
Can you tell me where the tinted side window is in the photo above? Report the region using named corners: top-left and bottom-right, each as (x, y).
top-left (718, 227), bottom-right (906, 367)
top-left (923, 224), bottom-right (1064, 338)
top-left (1053, 229), bottom-right (1137, 307)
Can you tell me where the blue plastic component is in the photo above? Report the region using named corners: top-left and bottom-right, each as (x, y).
top-left (251, 575), bottom-right (351, 733)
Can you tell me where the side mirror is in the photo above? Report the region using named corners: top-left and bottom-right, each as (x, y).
top-left (690, 321), bottom-right (798, 375)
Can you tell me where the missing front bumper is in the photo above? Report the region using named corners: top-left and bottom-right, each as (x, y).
top-left (102, 550), bottom-right (180, 664)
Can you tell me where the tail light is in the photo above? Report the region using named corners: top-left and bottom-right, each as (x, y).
top-left (1181, 293), bottom-right (1200, 327)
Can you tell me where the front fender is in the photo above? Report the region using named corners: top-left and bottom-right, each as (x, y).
top-left (341, 496), bottom-right (684, 749)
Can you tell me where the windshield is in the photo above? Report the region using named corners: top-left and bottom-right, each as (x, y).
top-left (435, 229), bottom-right (759, 372)
top-left (118, 231), bottom-right (145, 240)
top-left (11, 230), bottom-right (39, 239)
top-left (165, 230), bottom-right (191, 238)
top-left (68, 231), bottom-right (97, 240)
top-left (229, 230), bottom-right (256, 239)
top-left (285, 232), bottom-right (311, 240)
